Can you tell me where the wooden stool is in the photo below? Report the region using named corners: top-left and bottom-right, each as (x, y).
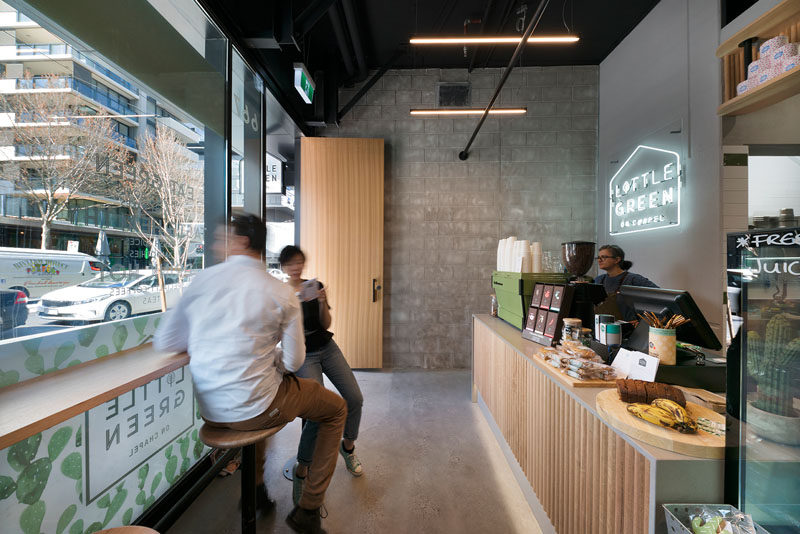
top-left (199, 423), bottom-right (286, 534)
top-left (96, 527), bottom-right (159, 534)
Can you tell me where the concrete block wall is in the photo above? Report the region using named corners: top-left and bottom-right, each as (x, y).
top-left (318, 66), bottom-right (598, 369)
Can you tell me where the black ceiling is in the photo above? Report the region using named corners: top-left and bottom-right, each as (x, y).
top-left (361, 0), bottom-right (660, 70)
top-left (203, 0), bottom-right (659, 127)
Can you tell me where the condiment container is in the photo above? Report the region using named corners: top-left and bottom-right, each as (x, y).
top-left (602, 323), bottom-right (622, 346)
top-left (562, 318), bottom-right (582, 341)
top-left (649, 327), bottom-right (676, 365)
top-left (595, 314), bottom-right (614, 341)
top-left (579, 328), bottom-right (593, 347)
top-left (490, 294), bottom-right (498, 317)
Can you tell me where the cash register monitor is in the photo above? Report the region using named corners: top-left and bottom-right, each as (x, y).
top-left (617, 286), bottom-right (722, 351)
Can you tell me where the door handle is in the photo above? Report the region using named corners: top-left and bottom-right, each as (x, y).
top-left (372, 278), bottom-right (382, 302)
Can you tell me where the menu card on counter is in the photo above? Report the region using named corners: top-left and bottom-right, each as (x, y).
top-left (540, 285), bottom-right (554, 309)
top-left (531, 285), bottom-right (544, 307)
top-left (611, 348), bottom-right (660, 381)
top-left (522, 283), bottom-right (575, 347)
top-left (550, 286), bottom-right (564, 311)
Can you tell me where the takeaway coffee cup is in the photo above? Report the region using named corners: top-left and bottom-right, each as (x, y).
top-left (649, 327), bottom-right (676, 365)
top-left (595, 314), bottom-right (614, 341)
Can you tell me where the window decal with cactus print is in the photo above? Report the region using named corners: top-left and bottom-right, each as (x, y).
top-left (0, 314), bottom-right (209, 532)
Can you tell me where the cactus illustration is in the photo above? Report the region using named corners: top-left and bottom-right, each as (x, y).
top-left (113, 325), bottom-right (129, 352)
top-left (48, 427), bottom-right (72, 461)
top-left (77, 326), bottom-right (99, 347)
top-left (750, 314), bottom-right (800, 416)
top-left (54, 342), bottom-right (76, 368)
top-left (0, 368), bottom-right (20, 388)
top-left (19, 500), bottom-right (45, 534)
top-left (0, 475), bottom-right (16, 499)
top-left (57, 504), bottom-right (76, 534)
top-left (16, 457), bottom-right (52, 504)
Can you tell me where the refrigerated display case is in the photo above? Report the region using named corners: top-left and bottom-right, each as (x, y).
top-left (726, 227), bottom-right (800, 533)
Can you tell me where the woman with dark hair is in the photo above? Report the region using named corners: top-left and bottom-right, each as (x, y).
top-left (594, 244), bottom-right (658, 320)
top-left (279, 245), bottom-right (365, 504)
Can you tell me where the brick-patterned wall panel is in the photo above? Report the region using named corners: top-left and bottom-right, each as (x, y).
top-left (320, 67), bottom-right (598, 368)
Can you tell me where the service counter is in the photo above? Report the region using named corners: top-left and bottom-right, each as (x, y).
top-left (471, 314), bottom-right (724, 534)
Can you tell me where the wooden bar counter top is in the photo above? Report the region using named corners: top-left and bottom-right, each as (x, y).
top-left (472, 314), bottom-right (724, 534)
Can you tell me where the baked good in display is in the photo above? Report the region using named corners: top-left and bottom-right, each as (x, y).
top-left (616, 379), bottom-right (686, 407)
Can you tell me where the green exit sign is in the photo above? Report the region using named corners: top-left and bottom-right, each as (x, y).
top-left (293, 63), bottom-right (315, 104)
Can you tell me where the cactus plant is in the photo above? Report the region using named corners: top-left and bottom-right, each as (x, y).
top-left (750, 314), bottom-right (800, 416)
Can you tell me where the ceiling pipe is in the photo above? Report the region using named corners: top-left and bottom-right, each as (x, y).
top-left (340, 0), bottom-right (368, 81)
top-left (329, 3), bottom-right (355, 78)
top-left (459, 0), bottom-right (550, 161)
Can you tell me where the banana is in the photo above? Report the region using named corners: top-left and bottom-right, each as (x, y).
top-left (651, 398), bottom-right (698, 434)
top-left (626, 403), bottom-right (679, 430)
top-left (651, 398), bottom-right (689, 423)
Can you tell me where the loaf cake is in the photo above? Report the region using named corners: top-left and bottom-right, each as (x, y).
top-left (616, 379), bottom-right (686, 407)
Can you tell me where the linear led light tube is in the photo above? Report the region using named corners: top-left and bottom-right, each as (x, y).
top-left (410, 108), bottom-right (527, 116)
top-left (409, 35), bottom-right (579, 45)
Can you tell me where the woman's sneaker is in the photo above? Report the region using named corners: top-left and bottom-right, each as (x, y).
top-left (339, 442), bottom-right (363, 476)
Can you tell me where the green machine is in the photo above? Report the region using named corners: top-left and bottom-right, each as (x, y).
top-left (492, 271), bottom-right (570, 329)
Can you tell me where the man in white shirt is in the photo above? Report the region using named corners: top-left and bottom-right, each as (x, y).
top-left (154, 214), bottom-right (345, 534)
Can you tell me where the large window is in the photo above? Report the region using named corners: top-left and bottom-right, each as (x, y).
top-left (230, 49), bottom-right (263, 217)
top-left (0, 0), bottom-right (226, 338)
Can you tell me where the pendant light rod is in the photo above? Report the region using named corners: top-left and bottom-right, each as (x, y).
top-left (459, 0), bottom-right (551, 161)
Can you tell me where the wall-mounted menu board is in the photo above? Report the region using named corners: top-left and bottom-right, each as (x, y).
top-left (523, 283), bottom-right (575, 346)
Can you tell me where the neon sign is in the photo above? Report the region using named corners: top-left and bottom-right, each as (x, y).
top-left (609, 145), bottom-right (681, 235)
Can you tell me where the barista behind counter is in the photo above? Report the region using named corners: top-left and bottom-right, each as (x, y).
top-left (594, 244), bottom-right (658, 321)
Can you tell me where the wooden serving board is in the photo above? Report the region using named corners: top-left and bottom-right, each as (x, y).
top-left (677, 386), bottom-right (726, 414)
top-left (531, 353), bottom-right (618, 389)
top-left (595, 388), bottom-right (726, 459)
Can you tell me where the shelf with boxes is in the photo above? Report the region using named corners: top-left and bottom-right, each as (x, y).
top-left (716, 0), bottom-right (800, 116)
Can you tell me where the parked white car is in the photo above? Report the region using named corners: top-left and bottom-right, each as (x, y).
top-left (38, 270), bottom-right (190, 322)
top-left (0, 247), bottom-right (106, 299)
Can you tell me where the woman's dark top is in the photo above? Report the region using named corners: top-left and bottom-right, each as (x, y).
top-left (593, 272), bottom-right (659, 321)
top-left (301, 281), bottom-right (333, 352)
top-left (594, 272), bottom-right (658, 295)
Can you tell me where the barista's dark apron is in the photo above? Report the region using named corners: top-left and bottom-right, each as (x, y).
top-left (595, 271), bottom-right (628, 320)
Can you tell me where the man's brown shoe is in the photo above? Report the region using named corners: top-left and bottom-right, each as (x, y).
top-left (286, 505), bottom-right (326, 534)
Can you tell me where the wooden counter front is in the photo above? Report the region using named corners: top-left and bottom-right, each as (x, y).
top-left (472, 315), bottom-right (724, 534)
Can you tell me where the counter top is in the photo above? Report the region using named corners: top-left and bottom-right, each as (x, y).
top-left (473, 314), bottom-right (714, 462)
top-left (0, 344), bottom-right (189, 449)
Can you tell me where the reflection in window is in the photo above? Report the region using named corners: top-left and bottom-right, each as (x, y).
top-left (0, 0), bottom-right (225, 340)
top-left (231, 50), bottom-right (263, 217)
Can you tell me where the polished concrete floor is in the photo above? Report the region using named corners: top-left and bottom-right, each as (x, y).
top-left (168, 370), bottom-right (542, 534)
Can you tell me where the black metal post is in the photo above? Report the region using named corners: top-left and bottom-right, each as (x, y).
top-left (739, 36), bottom-right (758, 71)
top-left (241, 444), bottom-right (257, 534)
top-left (459, 0), bottom-right (550, 161)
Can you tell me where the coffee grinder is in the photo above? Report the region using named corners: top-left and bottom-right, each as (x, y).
top-left (561, 241), bottom-right (606, 328)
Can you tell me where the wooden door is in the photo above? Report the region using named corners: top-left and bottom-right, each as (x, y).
top-left (300, 137), bottom-right (384, 368)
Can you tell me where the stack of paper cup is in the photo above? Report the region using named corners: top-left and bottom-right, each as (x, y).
top-left (496, 239), bottom-right (504, 271)
top-left (759, 35), bottom-right (789, 57)
top-left (504, 237), bottom-right (516, 271)
top-left (518, 240), bottom-right (530, 272)
top-left (530, 242), bottom-right (542, 273)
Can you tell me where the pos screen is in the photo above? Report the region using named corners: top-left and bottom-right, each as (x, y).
top-left (617, 286), bottom-right (722, 350)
